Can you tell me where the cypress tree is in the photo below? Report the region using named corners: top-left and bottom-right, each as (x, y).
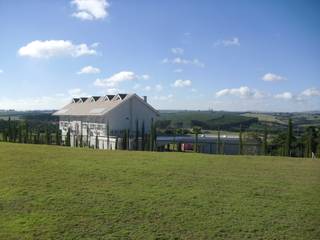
top-left (263, 126), bottom-right (268, 155)
top-left (37, 130), bottom-right (41, 144)
top-left (153, 122), bottom-right (157, 151)
top-left (95, 134), bottom-right (99, 149)
top-left (8, 117), bottom-right (12, 142)
top-left (18, 123), bottom-right (22, 143)
top-left (149, 118), bottom-right (154, 151)
top-left (107, 120), bottom-right (110, 150)
top-left (79, 134), bottom-right (83, 147)
top-left (239, 124), bottom-right (243, 155)
top-left (286, 118), bottom-right (293, 156)
top-left (56, 130), bottom-right (60, 145)
top-left (45, 127), bottom-right (50, 145)
top-left (25, 122), bottom-right (29, 144)
top-left (127, 129), bottom-right (130, 150)
top-left (135, 119), bottom-right (139, 150)
top-left (12, 120), bottom-right (17, 142)
top-left (217, 129), bottom-right (221, 154)
top-left (193, 127), bottom-right (201, 153)
top-left (141, 121), bottom-right (145, 151)
top-left (66, 128), bottom-right (71, 146)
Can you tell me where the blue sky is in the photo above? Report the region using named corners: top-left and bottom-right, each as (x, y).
top-left (0, 0), bottom-right (319, 111)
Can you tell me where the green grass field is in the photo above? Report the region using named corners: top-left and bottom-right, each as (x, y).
top-left (0, 143), bottom-right (319, 239)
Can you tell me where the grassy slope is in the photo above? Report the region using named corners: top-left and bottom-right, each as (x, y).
top-left (0, 143), bottom-right (319, 239)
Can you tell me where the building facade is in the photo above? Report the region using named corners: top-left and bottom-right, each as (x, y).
top-left (53, 93), bottom-right (159, 149)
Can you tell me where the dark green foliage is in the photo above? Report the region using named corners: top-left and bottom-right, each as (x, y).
top-left (45, 127), bottom-right (50, 145)
top-left (135, 120), bottom-right (139, 150)
top-left (192, 126), bottom-right (201, 153)
top-left (239, 125), bottom-right (243, 155)
top-left (95, 135), bottom-right (99, 149)
top-left (217, 129), bottom-right (221, 154)
top-left (65, 128), bottom-right (71, 146)
top-left (141, 121), bottom-right (145, 151)
top-left (107, 120), bottom-right (110, 150)
top-left (56, 130), bottom-right (61, 146)
top-left (286, 119), bottom-right (293, 156)
top-left (263, 126), bottom-right (268, 155)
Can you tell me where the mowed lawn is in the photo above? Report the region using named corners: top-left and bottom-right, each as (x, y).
top-left (0, 143), bottom-right (319, 239)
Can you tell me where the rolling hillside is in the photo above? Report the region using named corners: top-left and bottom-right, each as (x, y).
top-left (0, 143), bottom-right (319, 239)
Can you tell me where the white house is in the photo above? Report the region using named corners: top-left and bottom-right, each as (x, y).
top-left (53, 93), bottom-right (159, 149)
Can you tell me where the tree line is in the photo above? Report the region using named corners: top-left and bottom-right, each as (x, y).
top-left (0, 117), bottom-right (319, 157)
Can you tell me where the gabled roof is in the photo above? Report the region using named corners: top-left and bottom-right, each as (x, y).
top-left (103, 95), bottom-right (115, 101)
top-left (53, 93), bottom-right (159, 116)
top-left (72, 98), bottom-right (80, 103)
top-left (91, 96), bottom-right (100, 102)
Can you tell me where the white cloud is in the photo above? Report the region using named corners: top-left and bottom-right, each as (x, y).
top-left (153, 94), bottom-right (173, 101)
top-left (274, 92), bottom-right (293, 100)
top-left (77, 65), bottom-right (100, 74)
top-left (144, 86), bottom-right (151, 91)
top-left (135, 83), bottom-right (162, 92)
top-left (214, 37), bottom-right (240, 47)
top-left (94, 71), bottom-right (148, 88)
top-left (0, 96), bottom-right (70, 110)
top-left (18, 40), bottom-right (97, 58)
top-left (262, 73), bottom-right (286, 82)
top-left (68, 88), bottom-right (88, 97)
top-left (301, 88), bottom-right (320, 97)
top-left (71, 0), bottom-right (109, 20)
top-left (0, 69), bottom-right (3, 74)
top-left (173, 79), bottom-right (192, 88)
top-left (174, 68), bottom-right (183, 73)
top-left (155, 84), bottom-right (163, 91)
top-left (106, 88), bottom-right (119, 94)
top-left (171, 47), bottom-right (184, 55)
top-left (163, 57), bottom-right (204, 68)
top-left (216, 86), bottom-right (263, 99)
top-left (141, 74), bottom-right (150, 80)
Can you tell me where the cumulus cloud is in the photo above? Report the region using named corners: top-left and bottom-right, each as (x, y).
top-left (153, 94), bottom-right (173, 101)
top-left (171, 47), bottom-right (184, 55)
top-left (174, 68), bottom-right (183, 73)
top-left (68, 88), bottom-right (88, 97)
top-left (77, 65), bottom-right (100, 74)
top-left (140, 74), bottom-right (150, 80)
top-left (173, 79), bottom-right (192, 88)
top-left (94, 71), bottom-right (149, 88)
top-left (18, 40), bottom-right (97, 58)
top-left (71, 0), bottom-right (110, 20)
top-left (301, 88), bottom-right (320, 97)
top-left (216, 86), bottom-right (263, 99)
top-left (274, 92), bottom-right (293, 100)
top-left (155, 84), bottom-right (163, 91)
top-left (262, 73), bottom-right (286, 82)
top-left (163, 57), bottom-right (204, 68)
top-left (214, 37), bottom-right (240, 47)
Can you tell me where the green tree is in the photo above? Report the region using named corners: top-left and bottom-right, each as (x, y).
top-left (8, 117), bottom-right (12, 142)
top-left (107, 120), bottom-right (110, 150)
top-left (239, 124), bottom-right (244, 155)
top-left (56, 130), bottom-right (61, 145)
top-left (149, 118), bottom-right (154, 151)
top-left (141, 121), bottom-right (145, 151)
top-left (135, 119), bottom-right (139, 150)
top-left (217, 129), bottom-right (221, 154)
top-left (95, 134), bottom-right (99, 149)
top-left (286, 118), bottom-right (293, 156)
top-left (263, 126), bottom-right (268, 155)
top-left (192, 126), bottom-right (202, 153)
top-left (65, 128), bottom-right (71, 146)
top-left (45, 127), bottom-right (50, 145)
